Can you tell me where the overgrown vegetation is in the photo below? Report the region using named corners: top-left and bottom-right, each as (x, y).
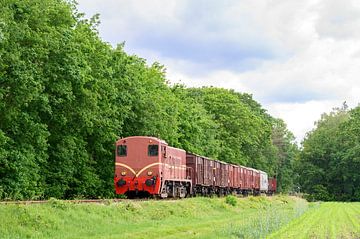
top-left (225, 195), bottom-right (237, 206)
top-left (0, 0), bottom-right (298, 200)
top-left (219, 196), bottom-right (309, 238)
top-left (0, 196), bottom-right (309, 239)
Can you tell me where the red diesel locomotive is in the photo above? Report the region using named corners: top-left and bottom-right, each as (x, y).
top-left (114, 136), bottom-right (191, 198)
top-left (115, 136), bottom-right (276, 198)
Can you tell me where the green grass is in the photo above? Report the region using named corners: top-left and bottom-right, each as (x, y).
top-left (3, 197), bottom-right (359, 239)
top-left (0, 196), bottom-right (307, 239)
top-left (268, 202), bottom-right (360, 239)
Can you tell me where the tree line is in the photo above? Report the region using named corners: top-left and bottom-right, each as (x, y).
top-left (0, 0), bottom-right (297, 200)
top-left (298, 103), bottom-right (360, 201)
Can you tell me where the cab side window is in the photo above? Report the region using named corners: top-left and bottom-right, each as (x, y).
top-left (148, 145), bottom-right (159, 156)
top-left (117, 145), bottom-right (127, 157)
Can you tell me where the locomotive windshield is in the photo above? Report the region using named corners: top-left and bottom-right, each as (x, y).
top-left (148, 145), bottom-right (159, 156)
top-left (117, 145), bottom-right (127, 157)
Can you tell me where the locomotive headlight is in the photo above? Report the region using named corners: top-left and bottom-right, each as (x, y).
top-left (147, 171), bottom-right (153, 176)
top-left (121, 171), bottom-right (126, 176)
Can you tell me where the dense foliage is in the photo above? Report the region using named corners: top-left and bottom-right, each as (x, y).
top-left (298, 103), bottom-right (360, 201)
top-left (0, 0), bottom-right (298, 199)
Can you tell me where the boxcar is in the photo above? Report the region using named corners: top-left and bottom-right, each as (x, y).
top-left (253, 169), bottom-right (260, 194)
top-left (233, 165), bottom-right (241, 191)
top-left (186, 153), bottom-right (233, 195)
top-left (247, 168), bottom-right (255, 193)
top-left (228, 165), bottom-right (234, 189)
top-left (186, 153), bottom-right (212, 195)
top-left (259, 170), bottom-right (269, 193)
top-left (268, 177), bottom-right (277, 195)
top-left (242, 166), bottom-right (251, 193)
top-left (219, 161), bottom-right (228, 188)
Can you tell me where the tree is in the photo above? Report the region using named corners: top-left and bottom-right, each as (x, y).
top-left (334, 106), bottom-right (360, 200)
top-left (298, 105), bottom-right (350, 200)
top-left (172, 85), bottom-right (220, 158)
top-left (271, 119), bottom-right (298, 192)
top-left (186, 87), bottom-right (275, 171)
top-left (0, 0), bottom-right (299, 199)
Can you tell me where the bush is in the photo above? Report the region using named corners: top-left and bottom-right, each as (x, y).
top-left (225, 195), bottom-right (237, 206)
top-left (305, 185), bottom-right (334, 201)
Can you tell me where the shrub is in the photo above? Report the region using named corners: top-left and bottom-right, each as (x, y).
top-left (305, 185), bottom-right (334, 201)
top-left (225, 195), bottom-right (237, 206)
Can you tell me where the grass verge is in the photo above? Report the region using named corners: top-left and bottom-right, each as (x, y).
top-left (268, 201), bottom-right (360, 239)
top-left (0, 196), bottom-right (307, 239)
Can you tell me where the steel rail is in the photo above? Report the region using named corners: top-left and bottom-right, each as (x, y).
top-left (0, 198), bottom-right (154, 205)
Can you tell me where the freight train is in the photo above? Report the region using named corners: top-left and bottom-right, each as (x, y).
top-left (114, 136), bottom-right (276, 198)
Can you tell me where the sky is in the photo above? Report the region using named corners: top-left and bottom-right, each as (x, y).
top-left (76, 0), bottom-right (360, 143)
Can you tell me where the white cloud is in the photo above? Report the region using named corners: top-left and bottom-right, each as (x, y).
top-left (266, 100), bottom-right (342, 144)
top-left (315, 0), bottom-right (360, 39)
top-left (76, 0), bottom-right (360, 142)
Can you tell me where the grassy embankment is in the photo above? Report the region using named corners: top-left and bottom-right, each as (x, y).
top-left (0, 196), bottom-right (307, 239)
top-left (1, 196), bottom-right (360, 238)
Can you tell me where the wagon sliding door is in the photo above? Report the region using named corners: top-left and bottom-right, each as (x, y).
top-left (197, 156), bottom-right (204, 185)
top-left (203, 158), bottom-right (212, 186)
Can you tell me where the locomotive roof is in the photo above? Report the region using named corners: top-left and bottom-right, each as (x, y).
top-left (116, 136), bottom-right (168, 145)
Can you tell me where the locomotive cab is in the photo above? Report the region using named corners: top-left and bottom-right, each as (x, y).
top-left (115, 136), bottom-right (163, 197)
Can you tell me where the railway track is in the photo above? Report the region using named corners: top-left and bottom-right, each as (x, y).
top-left (0, 198), bottom-right (154, 205)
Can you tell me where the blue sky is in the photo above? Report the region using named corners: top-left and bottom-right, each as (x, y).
top-left (77, 0), bottom-right (360, 142)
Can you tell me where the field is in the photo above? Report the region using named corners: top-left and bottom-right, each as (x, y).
top-left (268, 202), bottom-right (360, 238)
top-left (0, 196), bottom-right (359, 239)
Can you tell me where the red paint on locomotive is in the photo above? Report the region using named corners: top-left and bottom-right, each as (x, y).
top-left (115, 136), bottom-right (191, 197)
